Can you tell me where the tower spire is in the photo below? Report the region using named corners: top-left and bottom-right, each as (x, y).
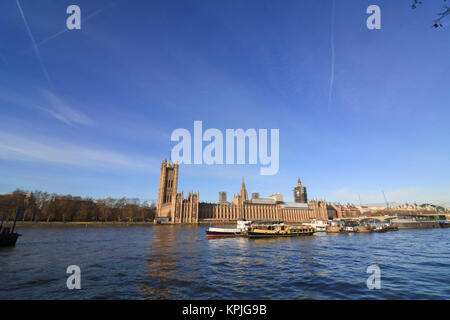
top-left (240, 177), bottom-right (248, 201)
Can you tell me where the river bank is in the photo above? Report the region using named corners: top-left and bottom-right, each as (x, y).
top-left (8, 220), bottom-right (236, 227)
top-left (10, 221), bottom-right (156, 227)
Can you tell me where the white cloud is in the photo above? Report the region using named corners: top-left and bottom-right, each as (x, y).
top-left (37, 89), bottom-right (95, 127)
top-left (0, 131), bottom-right (158, 172)
top-left (0, 89), bottom-right (95, 127)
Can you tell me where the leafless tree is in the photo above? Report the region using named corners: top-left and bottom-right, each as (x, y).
top-left (412, 0), bottom-right (450, 28)
top-left (0, 190), bottom-right (156, 222)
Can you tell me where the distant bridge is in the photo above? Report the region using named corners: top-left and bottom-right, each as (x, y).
top-left (339, 216), bottom-right (395, 222)
top-left (339, 214), bottom-right (448, 222)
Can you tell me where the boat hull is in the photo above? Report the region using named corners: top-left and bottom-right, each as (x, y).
top-left (206, 230), bottom-right (242, 238)
top-left (385, 226), bottom-right (399, 231)
top-left (326, 226), bottom-right (344, 233)
top-left (246, 231), bottom-right (314, 238)
top-left (392, 221), bottom-right (440, 229)
top-left (0, 233), bottom-right (20, 247)
top-left (354, 226), bottom-right (372, 233)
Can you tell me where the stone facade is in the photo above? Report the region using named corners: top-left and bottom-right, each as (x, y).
top-left (156, 159), bottom-right (178, 222)
top-left (156, 159), bottom-right (328, 223)
top-left (331, 203), bottom-right (362, 218)
top-left (219, 191), bottom-right (227, 204)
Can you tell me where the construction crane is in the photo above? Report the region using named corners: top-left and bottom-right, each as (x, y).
top-left (381, 190), bottom-right (389, 208)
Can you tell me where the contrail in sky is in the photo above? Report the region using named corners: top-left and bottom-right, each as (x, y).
top-left (15, 0), bottom-right (53, 87)
top-left (328, 0), bottom-right (336, 109)
top-left (38, 0), bottom-right (120, 47)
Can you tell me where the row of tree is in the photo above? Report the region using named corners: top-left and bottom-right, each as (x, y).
top-left (0, 190), bottom-right (156, 222)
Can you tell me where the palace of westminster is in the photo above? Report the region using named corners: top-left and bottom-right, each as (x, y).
top-left (156, 159), bottom-right (328, 223)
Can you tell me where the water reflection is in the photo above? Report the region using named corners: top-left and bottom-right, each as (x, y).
top-left (140, 225), bottom-right (202, 299)
top-left (140, 226), bottom-right (179, 299)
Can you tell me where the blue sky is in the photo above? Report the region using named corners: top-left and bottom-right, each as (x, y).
top-left (1, 0), bottom-right (449, 206)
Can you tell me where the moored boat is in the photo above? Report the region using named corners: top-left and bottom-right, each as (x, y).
top-left (0, 230), bottom-right (20, 247)
top-left (326, 225), bottom-right (343, 233)
top-left (0, 207), bottom-right (22, 247)
top-left (246, 223), bottom-right (315, 238)
top-left (439, 221), bottom-right (450, 228)
top-left (370, 223), bottom-right (387, 233)
top-left (344, 223), bottom-right (357, 233)
top-left (370, 222), bottom-right (397, 232)
top-left (385, 224), bottom-right (399, 231)
top-left (354, 225), bottom-right (372, 233)
top-left (206, 220), bottom-right (252, 238)
top-left (391, 215), bottom-right (440, 229)
top-left (303, 219), bottom-right (328, 233)
top-left (326, 221), bottom-right (345, 233)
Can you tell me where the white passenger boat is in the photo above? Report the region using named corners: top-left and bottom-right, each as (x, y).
top-left (206, 220), bottom-right (252, 238)
top-left (304, 219), bottom-right (328, 233)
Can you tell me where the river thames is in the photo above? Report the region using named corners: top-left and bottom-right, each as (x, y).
top-left (1, 225), bottom-right (449, 299)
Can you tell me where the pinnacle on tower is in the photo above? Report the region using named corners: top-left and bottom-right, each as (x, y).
top-left (240, 177), bottom-right (248, 201)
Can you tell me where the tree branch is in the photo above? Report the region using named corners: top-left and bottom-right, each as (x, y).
top-left (411, 0), bottom-right (449, 28)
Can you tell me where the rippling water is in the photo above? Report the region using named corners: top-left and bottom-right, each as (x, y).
top-left (1, 225), bottom-right (449, 299)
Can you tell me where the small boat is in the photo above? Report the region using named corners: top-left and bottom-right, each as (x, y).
top-left (439, 221), bottom-right (450, 228)
top-left (0, 207), bottom-right (22, 247)
top-left (314, 225), bottom-right (326, 233)
top-left (354, 225), bottom-right (372, 233)
top-left (0, 229), bottom-right (20, 246)
top-left (376, 222), bottom-right (398, 231)
top-left (370, 222), bottom-right (398, 233)
top-left (246, 223), bottom-right (315, 238)
top-left (372, 225), bottom-right (387, 233)
top-left (206, 220), bottom-right (252, 238)
top-left (385, 224), bottom-right (399, 231)
top-left (326, 225), bottom-right (344, 233)
top-left (344, 224), bottom-right (357, 233)
top-left (326, 221), bottom-right (345, 233)
top-left (304, 219), bottom-right (328, 233)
